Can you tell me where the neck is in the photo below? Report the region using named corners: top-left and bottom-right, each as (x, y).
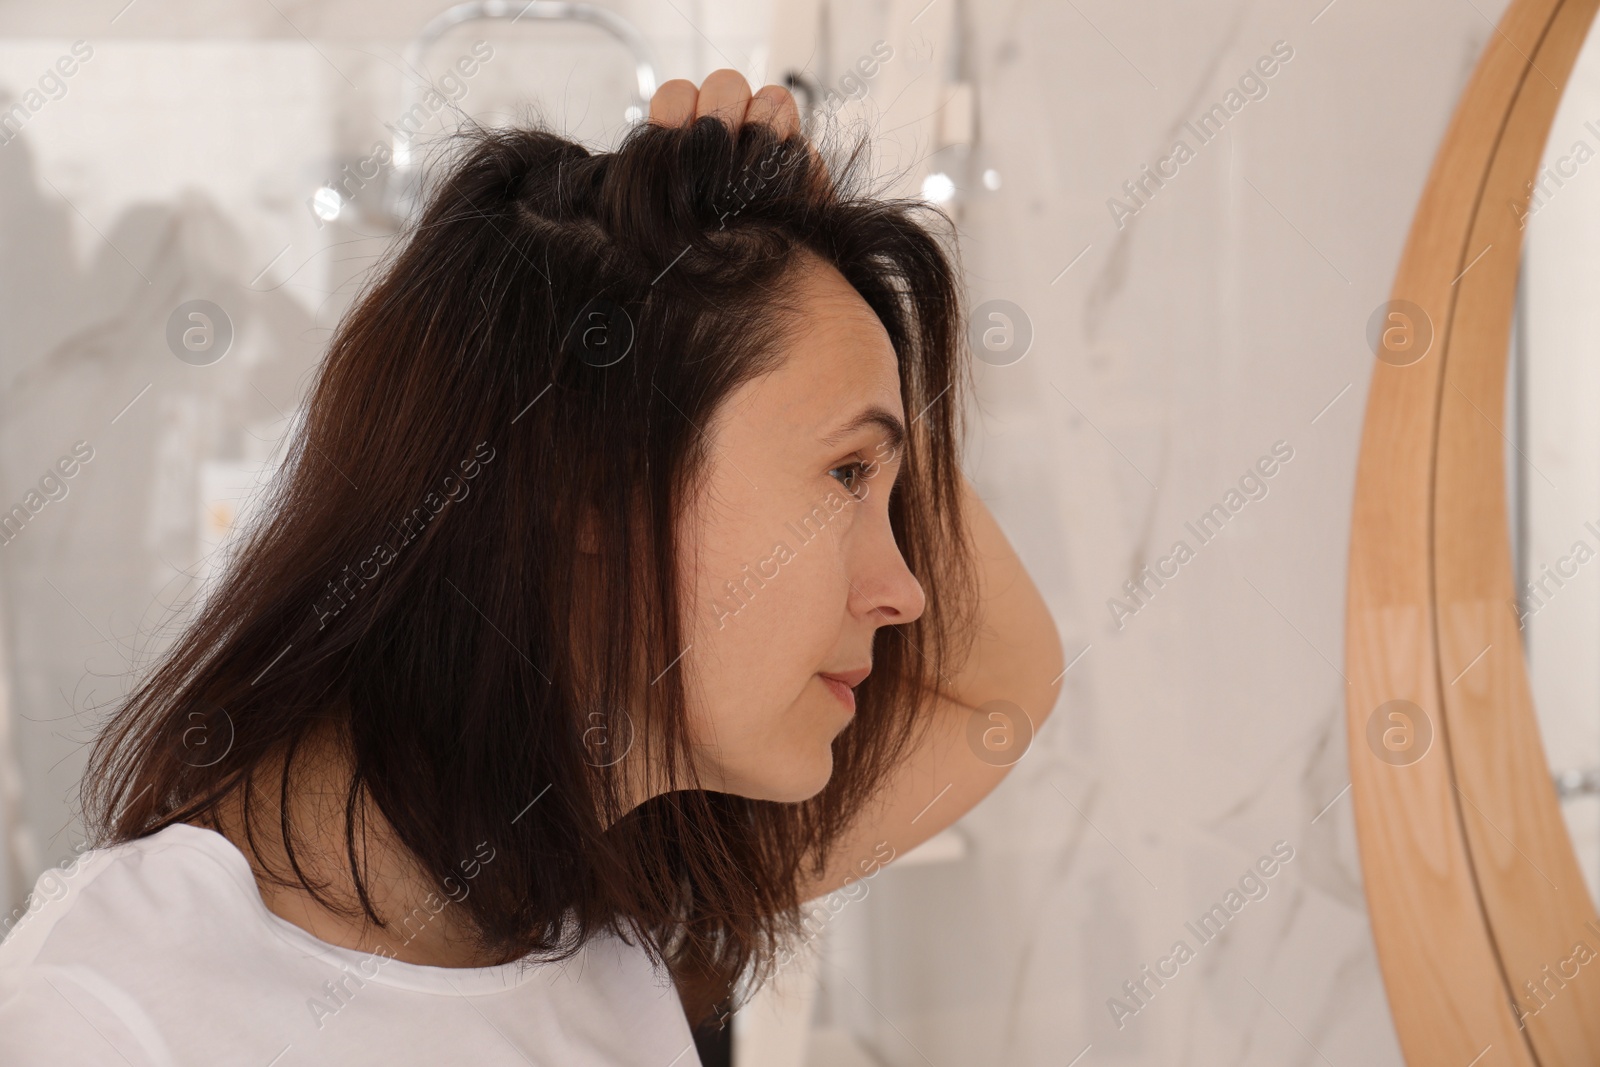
top-left (202, 722), bottom-right (506, 969)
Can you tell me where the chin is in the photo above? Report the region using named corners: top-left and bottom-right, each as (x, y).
top-left (748, 747), bottom-right (836, 803)
top-left (713, 692), bottom-right (849, 802)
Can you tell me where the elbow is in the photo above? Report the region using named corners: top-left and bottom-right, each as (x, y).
top-left (1023, 606), bottom-right (1068, 728)
top-left (1037, 638), bottom-right (1067, 725)
top-left (1043, 594), bottom-right (1068, 694)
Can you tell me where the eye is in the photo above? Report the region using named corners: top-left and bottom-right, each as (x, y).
top-left (828, 458), bottom-right (877, 499)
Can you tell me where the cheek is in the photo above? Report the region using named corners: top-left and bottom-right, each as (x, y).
top-left (689, 547), bottom-right (841, 700)
top-left (679, 518), bottom-right (852, 754)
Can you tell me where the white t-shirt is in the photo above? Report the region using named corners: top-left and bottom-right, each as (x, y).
top-left (0, 823), bottom-right (703, 1066)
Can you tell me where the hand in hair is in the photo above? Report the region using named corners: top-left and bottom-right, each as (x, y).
top-left (648, 68), bottom-right (802, 139)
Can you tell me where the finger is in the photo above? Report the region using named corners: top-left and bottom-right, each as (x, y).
top-left (648, 79), bottom-right (698, 126)
top-left (746, 85), bottom-right (801, 139)
top-left (694, 69), bottom-right (753, 131)
top-left (751, 83), bottom-right (828, 183)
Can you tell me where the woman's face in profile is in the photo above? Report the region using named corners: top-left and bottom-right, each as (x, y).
top-left (675, 255), bottom-right (927, 801)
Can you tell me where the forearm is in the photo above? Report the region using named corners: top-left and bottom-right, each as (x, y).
top-left (933, 473), bottom-right (1065, 723)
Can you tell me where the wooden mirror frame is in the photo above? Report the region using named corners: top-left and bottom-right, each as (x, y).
top-left (1347, 0), bottom-right (1600, 1063)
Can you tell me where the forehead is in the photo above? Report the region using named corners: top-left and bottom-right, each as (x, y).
top-left (782, 258), bottom-right (897, 367)
top-left (721, 259), bottom-right (903, 437)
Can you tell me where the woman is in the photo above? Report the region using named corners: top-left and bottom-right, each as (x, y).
top-left (0, 71), bottom-right (1063, 1064)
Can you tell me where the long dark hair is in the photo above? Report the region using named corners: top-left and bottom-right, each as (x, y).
top-left (82, 113), bottom-right (979, 1023)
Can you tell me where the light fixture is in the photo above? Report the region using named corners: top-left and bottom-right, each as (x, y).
top-left (311, 186), bottom-right (343, 222)
top-left (921, 171), bottom-right (956, 204)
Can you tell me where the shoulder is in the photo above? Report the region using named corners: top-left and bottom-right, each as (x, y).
top-left (0, 823), bottom-right (264, 993)
top-left (0, 823), bottom-right (269, 1063)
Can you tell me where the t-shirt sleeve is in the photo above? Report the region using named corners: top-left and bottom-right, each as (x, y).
top-left (0, 961), bottom-right (180, 1066)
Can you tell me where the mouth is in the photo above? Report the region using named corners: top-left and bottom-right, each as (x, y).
top-left (818, 675), bottom-right (856, 712)
top-left (817, 666), bottom-right (870, 714)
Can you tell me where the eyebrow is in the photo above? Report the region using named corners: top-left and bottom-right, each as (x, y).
top-left (820, 405), bottom-right (907, 459)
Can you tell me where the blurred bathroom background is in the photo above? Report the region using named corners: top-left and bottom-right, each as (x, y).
top-left (0, 0), bottom-right (1568, 1064)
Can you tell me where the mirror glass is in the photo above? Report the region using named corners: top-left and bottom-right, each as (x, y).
top-left (1514, 23), bottom-right (1600, 909)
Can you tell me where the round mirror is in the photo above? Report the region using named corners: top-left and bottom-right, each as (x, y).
top-left (1515, 21), bottom-right (1600, 911)
top-left (1347, 0), bottom-right (1600, 1061)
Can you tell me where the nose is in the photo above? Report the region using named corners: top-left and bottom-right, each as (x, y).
top-left (848, 509), bottom-right (926, 626)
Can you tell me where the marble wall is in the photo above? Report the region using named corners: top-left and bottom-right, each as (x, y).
top-left (798, 0), bottom-right (1501, 1063)
top-left (0, 0), bottom-right (1521, 1064)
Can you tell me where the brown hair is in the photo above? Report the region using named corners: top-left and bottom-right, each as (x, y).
top-left (81, 113), bottom-right (978, 1024)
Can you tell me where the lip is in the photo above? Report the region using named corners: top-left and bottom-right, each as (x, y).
top-left (818, 666), bottom-right (870, 714)
top-left (819, 675), bottom-right (856, 712)
top-left (819, 666), bottom-right (871, 688)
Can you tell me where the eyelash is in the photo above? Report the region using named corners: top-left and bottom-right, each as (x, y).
top-left (829, 458), bottom-right (878, 498)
